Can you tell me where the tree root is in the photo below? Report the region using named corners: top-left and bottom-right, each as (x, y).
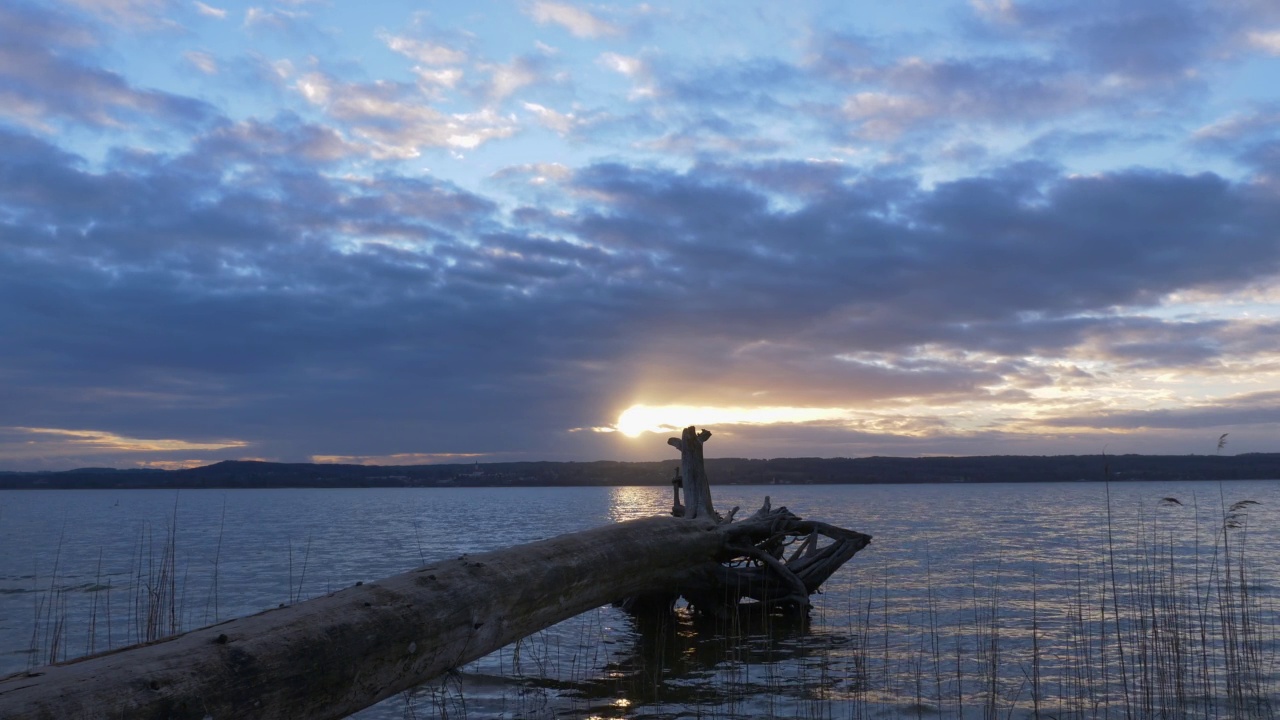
top-left (624, 427), bottom-right (873, 616)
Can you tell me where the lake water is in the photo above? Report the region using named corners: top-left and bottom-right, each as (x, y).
top-left (3, 481), bottom-right (1280, 719)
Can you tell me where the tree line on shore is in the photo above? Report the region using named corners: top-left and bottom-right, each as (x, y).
top-left (2, 452), bottom-right (1279, 489)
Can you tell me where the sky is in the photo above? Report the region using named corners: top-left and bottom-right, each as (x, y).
top-left (2, 0), bottom-right (1280, 471)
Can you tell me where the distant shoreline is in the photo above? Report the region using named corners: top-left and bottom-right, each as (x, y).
top-left (2, 453), bottom-right (1278, 490)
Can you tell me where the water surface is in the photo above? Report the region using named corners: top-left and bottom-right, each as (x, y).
top-left (3, 481), bottom-right (1278, 719)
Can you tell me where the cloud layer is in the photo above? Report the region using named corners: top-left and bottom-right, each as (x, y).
top-left (1, 0), bottom-right (1278, 468)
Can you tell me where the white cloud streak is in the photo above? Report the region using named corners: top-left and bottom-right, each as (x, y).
top-left (529, 1), bottom-right (620, 38)
top-left (183, 50), bottom-right (218, 75)
top-left (193, 1), bottom-right (227, 19)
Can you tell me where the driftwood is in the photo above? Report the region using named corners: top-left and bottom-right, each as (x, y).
top-left (0, 518), bottom-right (733, 719)
top-left (630, 426), bottom-right (872, 614)
top-left (0, 426), bottom-right (871, 719)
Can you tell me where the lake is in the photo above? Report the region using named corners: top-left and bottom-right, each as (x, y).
top-left (3, 481), bottom-right (1280, 719)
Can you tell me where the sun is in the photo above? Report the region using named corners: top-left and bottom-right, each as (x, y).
top-left (614, 404), bottom-right (853, 437)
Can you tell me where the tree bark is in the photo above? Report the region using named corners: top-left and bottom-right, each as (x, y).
top-left (668, 426), bottom-right (718, 521)
top-left (0, 516), bottom-right (731, 720)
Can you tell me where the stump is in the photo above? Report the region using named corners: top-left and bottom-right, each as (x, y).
top-left (630, 426), bottom-right (872, 615)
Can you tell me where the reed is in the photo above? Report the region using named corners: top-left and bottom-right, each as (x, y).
top-left (381, 487), bottom-right (1279, 720)
top-left (817, 490), bottom-right (1277, 720)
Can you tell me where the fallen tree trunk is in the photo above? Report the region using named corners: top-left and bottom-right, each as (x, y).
top-left (1, 427), bottom-right (872, 719)
top-left (0, 517), bottom-right (730, 720)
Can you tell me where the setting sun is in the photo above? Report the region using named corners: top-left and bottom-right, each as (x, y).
top-left (614, 404), bottom-right (853, 437)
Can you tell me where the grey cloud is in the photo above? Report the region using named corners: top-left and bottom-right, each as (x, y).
top-left (1045, 391), bottom-right (1280, 430)
top-left (563, 55), bottom-right (813, 156)
top-left (661, 58), bottom-right (806, 109)
top-left (800, 1), bottom-right (1243, 150)
top-left (555, 161), bottom-right (1280, 389)
top-left (810, 52), bottom-right (1097, 144)
top-left (908, 169), bottom-right (1277, 314)
top-left (974, 0), bottom-right (1212, 86)
top-left (878, 55), bottom-right (1085, 122)
top-left (0, 127), bottom-right (639, 460)
top-left (1081, 319), bottom-right (1229, 368)
top-left (0, 2), bottom-right (215, 130)
top-left (805, 31), bottom-right (879, 82)
top-left (1193, 106), bottom-right (1280, 177)
top-left (1020, 129), bottom-right (1162, 159)
top-left (1058, 2), bottom-right (1208, 84)
top-left (715, 159), bottom-right (869, 197)
top-left (194, 115), bottom-right (362, 163)
top-left (4, 117), bottom-right (1279, 465)
top-left (643, 116), bottom-right (786, 158)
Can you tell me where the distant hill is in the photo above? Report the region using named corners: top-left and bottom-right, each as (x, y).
top-left (1, 454), bottom-right (1278, 489)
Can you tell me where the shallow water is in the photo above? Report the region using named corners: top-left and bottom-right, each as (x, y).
top-left (2, 480), bottom-right (1279, 719)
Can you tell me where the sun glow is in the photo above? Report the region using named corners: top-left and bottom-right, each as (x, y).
top-left (614, 404), bottom-right (853, 437)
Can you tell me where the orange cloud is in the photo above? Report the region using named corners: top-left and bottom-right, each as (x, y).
top-left (311, 452), bottom-right (487, 465)
top-left (8, 426), bottom-right (248, 452)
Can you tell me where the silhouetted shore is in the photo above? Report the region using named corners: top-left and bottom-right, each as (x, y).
top-left (2, 453), bottom-right (1278, 489)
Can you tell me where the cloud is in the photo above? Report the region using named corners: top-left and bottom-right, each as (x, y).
top-left (1194, 109), bottom-right (1280, 144)
top-left (523, 102), bottom-right (581, 134)
top-left (184, 50), bottom-right (218, 74)
top-left (832, 55), bottom-right (1093, 141)
top-left (1249, 30), bottom-right (1280, 54)
top-left (3, 97), bottom-right (1280, 466)
top-left (60, 0), bottom-right (172, 28)
top-left (492, 161), bottom-right (574, 186)
top-left (970, 0), bottom-right (1018, 24)
top-left (655, 57), bottom-right (807, 124)
top-left (244, 6), bottom-right (307, 33)
top-left (0, 426), bottom-right (249, 469)
top-left (194, 114), bottom-right (362, 162)
top-left (528, 1), bottom-right (621, 38)
top-left (294, 71), bottom-right (517, 157)
top-left (137, 458), bottom-right (218, 469)
top-left (0, 3), bottom-right (215, 130)
top-left (1020, 129), bottom-right (1132, 158)
top-left (482, 54), bottom-right (549, 102)
top-left (0, 425), bottom-right (249, 471)
top-left (342, 28), bottom-right (472, 100)
top-left (380, 32), bottom-right (468, 65)
top-left (412, 66), bottom-right (464, 96)
top-left (8, 426), bottom-right (247, 452)
top-left (312, 452), bottom-right (488, 465)
top-left (970, 0), bottom-right (1212, 87)
top-left (1192, 107), bottom-right (1280, 178)
top-left (1043, 390), bottom-right (1280, 430)
top-left (549, 161), bottom-right (1280, 416)
top-left (599, 52), bottom-right (642, 76)
top-left (598, 52), bottom-right (655, 99)
top-left (788, 1), bottom-right (1280, 158)
top-left (2, 0), bottom-right (1279, 470)
top-left (643, 115), bottom-right (785, 156)
top-left (613, 404), bottom-right (858, 437)
top-left (193, 1), bottom-right (226, 19)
